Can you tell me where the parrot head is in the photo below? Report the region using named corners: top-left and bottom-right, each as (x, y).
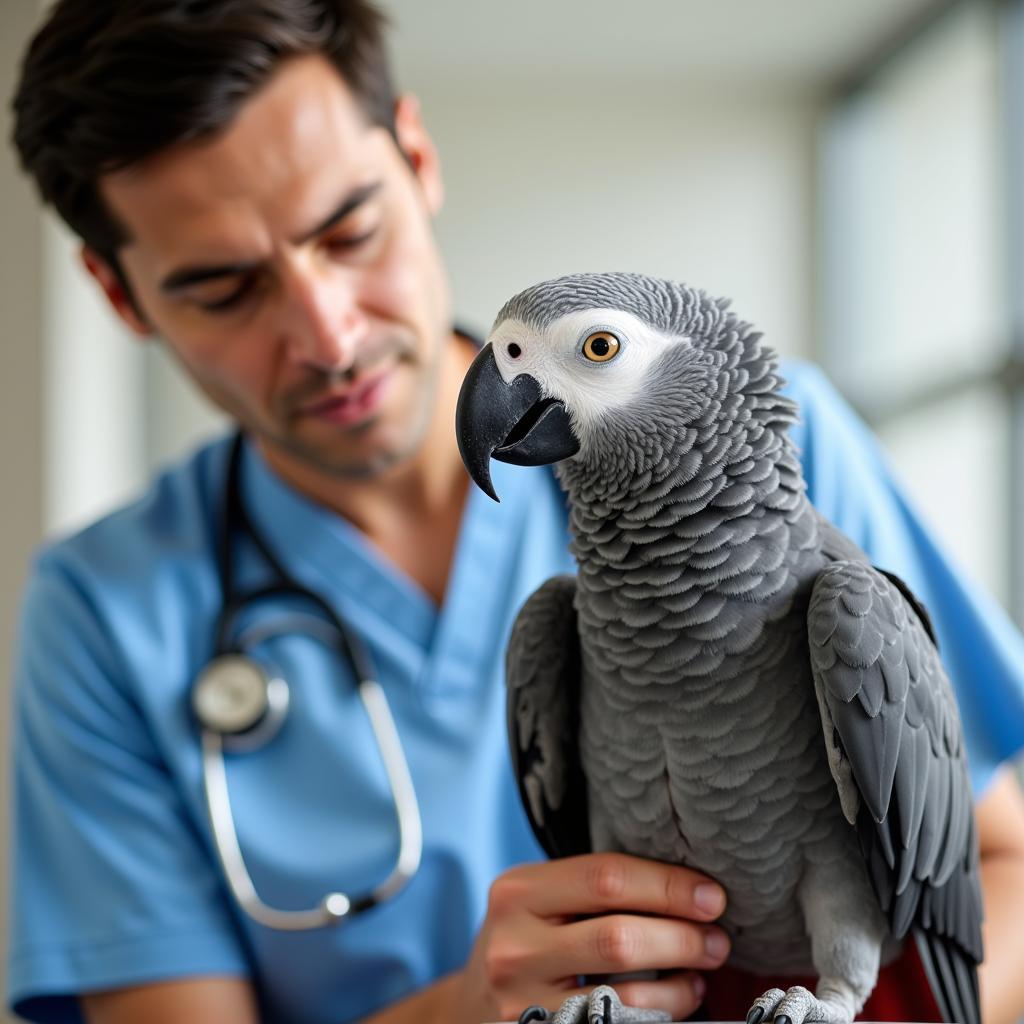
top-left (456, 272), bottom-right (775, 501)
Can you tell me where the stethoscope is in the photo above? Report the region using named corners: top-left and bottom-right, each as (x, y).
top-left (190, 432), bottom-right (422, 931)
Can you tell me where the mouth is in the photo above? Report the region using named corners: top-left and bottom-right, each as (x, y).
top-left (299, 366), bottom-right (395, 426)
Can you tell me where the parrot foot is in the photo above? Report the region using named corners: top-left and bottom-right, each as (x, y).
top-left (523, 984), bottom-right (672, 1024)
top-left (745, 985), bottom-right (853, 1024)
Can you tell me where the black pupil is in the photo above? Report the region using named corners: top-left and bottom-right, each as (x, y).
top-left (590, 337), bottom-right (610, 357)
top-left (508, 343), bottom-right (522, 358)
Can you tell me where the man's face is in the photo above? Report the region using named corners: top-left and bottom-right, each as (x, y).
top-left (97, 55), bottom-right (452, 481)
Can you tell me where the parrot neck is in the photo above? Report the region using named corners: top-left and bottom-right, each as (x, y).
top-left (559, 337), bottom-right (819, 606)
top-left (560, 339), bottom-right (804, 520)
top-left (565, 420), bottom-right (808, 558)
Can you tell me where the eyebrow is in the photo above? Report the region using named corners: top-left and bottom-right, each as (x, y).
top-left (159, 181), bottom-right (383, 293)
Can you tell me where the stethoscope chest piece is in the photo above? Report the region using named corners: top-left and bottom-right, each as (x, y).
top-left (193, 653), bottom-right (289, 751)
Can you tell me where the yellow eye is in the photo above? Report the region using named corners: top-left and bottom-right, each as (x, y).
top-left (582, 331), bottom-right (620, 362)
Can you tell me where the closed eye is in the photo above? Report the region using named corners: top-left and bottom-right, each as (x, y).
top-left (325, 227), bottom-right (379, 252)
top-left (196, 273), bottom-right (259, 313)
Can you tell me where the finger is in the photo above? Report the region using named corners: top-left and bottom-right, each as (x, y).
top-left (533, 913), bottom-right (731, 979)
top-left (503, 852), bottom-right (727, 921)
top-left (613, 970), bottom-right (708, 1020)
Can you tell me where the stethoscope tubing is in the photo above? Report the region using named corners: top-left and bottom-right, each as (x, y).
top-left (197, 434), bottom-right (422, 929)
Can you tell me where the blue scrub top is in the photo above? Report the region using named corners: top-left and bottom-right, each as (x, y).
top-left (8, 361), bottom-right (1024, 1023)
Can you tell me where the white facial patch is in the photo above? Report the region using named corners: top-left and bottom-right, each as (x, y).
top-left (487, 309), bottom-right (688, 449)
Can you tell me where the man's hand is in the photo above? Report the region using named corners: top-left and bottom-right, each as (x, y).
top-left (976, 765), bottom-right (1024, 1024)
top-left (447, 852), bottom-right (730, 1024)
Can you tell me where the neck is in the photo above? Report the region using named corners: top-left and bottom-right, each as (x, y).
top-left (257, 331), bottom-right (478, 602)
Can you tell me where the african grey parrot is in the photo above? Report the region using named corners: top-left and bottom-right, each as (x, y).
top-left (454, 273), bottom-right (982, 1024)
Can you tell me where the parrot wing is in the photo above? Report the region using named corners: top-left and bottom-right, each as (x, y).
top-left (506, 574), bottom-right (591, 859)
top-left (807, 556), bottom-right (983, 1024)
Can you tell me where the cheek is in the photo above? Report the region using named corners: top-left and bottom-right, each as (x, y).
top-left (160, 317), bottom-right (280, 404)
top-left (363, 246), bottom-right (421, 320)
top-left (359, 205), bottom-right (446, 327)
top-left (556, 358), bottom-right (637, 421)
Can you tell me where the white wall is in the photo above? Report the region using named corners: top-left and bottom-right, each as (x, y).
top-left (422, 79), bottom-right (821, 360)
top-left (42, 222), bottom-right (150, 536)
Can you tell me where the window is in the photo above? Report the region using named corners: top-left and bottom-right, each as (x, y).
top-left (820, 0), bottom-right (1023, 620)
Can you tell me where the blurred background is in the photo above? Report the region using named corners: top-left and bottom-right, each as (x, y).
top-left (1, 0), bottom-right (1022, 1017)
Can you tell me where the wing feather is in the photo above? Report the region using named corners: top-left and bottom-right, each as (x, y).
top-left (808, 559), bottom-right (982, 1024)
top-left (506, 574), bottom-right (590, 859)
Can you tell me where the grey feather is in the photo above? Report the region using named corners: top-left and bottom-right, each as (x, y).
top-left (486, 272), bottom-right (982, 1024)
top-left (807, 560), bottom-right (980, 961)
top-left (506, 575), bottom-right (590, 859)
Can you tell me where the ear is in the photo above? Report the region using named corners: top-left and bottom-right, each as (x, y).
top-left (393, 94), bottom-right (444, 216)
top-left (80, 247), bottom-right (154, 337)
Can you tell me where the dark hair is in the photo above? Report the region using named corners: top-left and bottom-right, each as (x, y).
top-left (11, 0), bottom-right (396, 262)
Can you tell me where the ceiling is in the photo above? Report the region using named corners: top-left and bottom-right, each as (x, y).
top-left (385, 0), bottom-right (953, 92)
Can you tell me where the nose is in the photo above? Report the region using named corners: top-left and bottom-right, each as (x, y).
top-left (281, 261), bottom-right (367, 373)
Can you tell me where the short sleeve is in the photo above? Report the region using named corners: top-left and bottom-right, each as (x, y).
top-left (7, 556), bottom-right (251, 1023)
top-left (783, 361), bottom-right (1024, 793)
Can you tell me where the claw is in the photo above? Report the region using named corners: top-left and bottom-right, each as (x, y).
top-left (519, 1008), bottom-right (550, 1024)
top-left (589, 993), bottom-right (610, 1024)
top-left (547, 985), bottom-right (671, 1024)
top-left (748, 984), bottom-right (853, 1024)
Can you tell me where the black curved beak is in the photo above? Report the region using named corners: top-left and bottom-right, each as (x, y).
top-left (455, 343), bottom-right (580, 501)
